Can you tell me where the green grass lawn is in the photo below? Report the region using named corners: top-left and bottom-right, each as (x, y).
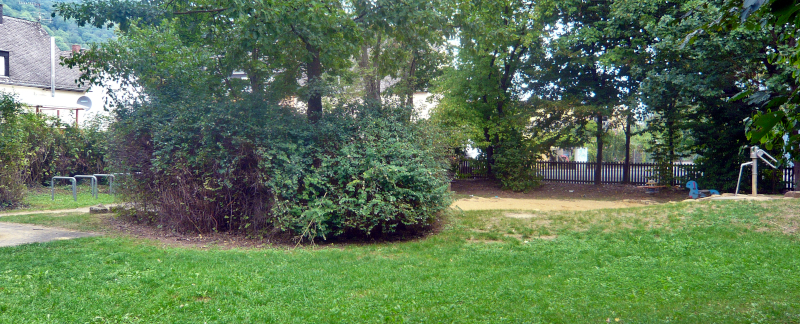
top-left (1, 199), bottom-right (800, 323)
top-left (12, 185), bottom-right (117, 211)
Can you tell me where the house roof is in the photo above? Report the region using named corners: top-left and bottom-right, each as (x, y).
top-left (0, 15), bottom-right (86, 92)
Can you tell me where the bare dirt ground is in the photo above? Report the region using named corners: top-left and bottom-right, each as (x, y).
top-left (102, 216), bottom-right (294, 249)
top-left (453, 196), bottom-right (652, 211)
top-left (452, 180), bottom-right (689, 203)
top-left (451, 180), bottom-right (690, 211)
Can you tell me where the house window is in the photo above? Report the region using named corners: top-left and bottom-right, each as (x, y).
top-left (0, 51), bottom-right (8, 77)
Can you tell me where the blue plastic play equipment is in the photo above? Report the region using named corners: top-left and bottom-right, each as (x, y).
top-left (686, 180), bottom-right (720, 199)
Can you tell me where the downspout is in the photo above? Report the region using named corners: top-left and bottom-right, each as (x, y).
top-left (51, 37), bottom-right (55, 97)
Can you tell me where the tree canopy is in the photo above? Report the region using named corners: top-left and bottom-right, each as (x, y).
top-left (50, 0), bottom-right (800, 204)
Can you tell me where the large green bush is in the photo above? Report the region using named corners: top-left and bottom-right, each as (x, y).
top-left (267, 105), bottom-right (451, 239)
top-left (113, 96), bottom-right (451, 241)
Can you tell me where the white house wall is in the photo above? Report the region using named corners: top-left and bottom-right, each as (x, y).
top-left (0, 83), bottom-right (106, 125)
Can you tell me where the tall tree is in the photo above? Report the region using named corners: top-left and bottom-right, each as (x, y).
top-left (636, 0), bottom-right (775, 190)
top-left (56, 0), bottom-right (449, 122)
top-left (433, 0), bottom-right (548, 180)
top-left (709, 0), bottom-right (800, 190)
top-left (534, 0), bottom-right (627, 185)
top-left (350, 0), bottom-right (451, 106)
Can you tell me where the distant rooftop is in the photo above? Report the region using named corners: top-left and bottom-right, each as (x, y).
top-left (0, 12), bottom-right (86, 92)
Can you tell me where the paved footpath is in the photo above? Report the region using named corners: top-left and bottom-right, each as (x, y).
top-left (0, 222), bottom-right (97, 247)
top-left (0, 207), bottom-right (102, 247)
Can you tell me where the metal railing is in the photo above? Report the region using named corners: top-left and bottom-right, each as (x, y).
top-left (51, 176), bottom-right (77, 201)
top-left (74, 175), bottom-right (98, 198)
top-left (93, 174), bottom-right (116, 194)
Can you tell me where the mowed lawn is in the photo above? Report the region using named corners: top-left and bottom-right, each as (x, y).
top-left (1, 199), bottom-right (800, 323)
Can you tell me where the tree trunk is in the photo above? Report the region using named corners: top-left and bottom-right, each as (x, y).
top-left (794, 160), bottom-right (799, 191)
top-left (370, 34), bottom-right (381, 102)
top-left (405, 54), bottom-right (417, 107)
top-left (667, 120), bottom-right (676, 186)
top-left (594, 114), bottom-right (604, 186)
top-left (484, 128), bottom-right (494, 177)
top-left (359, 36), bottom-right (381, 103)
top-left (306, 44), bottom-right (322, 123)
top-left (247, 48), bottom-right (263, 94)
top-left (623, 112), bottom-right (632, 184)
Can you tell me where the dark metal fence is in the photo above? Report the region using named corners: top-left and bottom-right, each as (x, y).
top-left (534, 161), bottom-right (698, 186)
top-left (454, 159), bottom-right (488, 179)
top-left (453, 160), bottom-right (796, 190)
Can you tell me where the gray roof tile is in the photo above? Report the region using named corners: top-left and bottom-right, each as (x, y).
top-left (0, 16), bottom-right (85, 92)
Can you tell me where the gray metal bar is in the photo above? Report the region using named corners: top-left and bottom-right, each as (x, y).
top-left (93, 174), bottom-right (115, 195)
top-left (51, 176), bottom-right (77, 201)
top-left (74, 175), bottom-right (98, 198)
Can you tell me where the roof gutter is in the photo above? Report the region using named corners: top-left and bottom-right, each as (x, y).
top-left (0, 80), bottom-right (86, 92)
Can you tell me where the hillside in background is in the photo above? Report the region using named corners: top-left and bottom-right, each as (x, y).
top-left (2, 0), bottom-right (114, 50)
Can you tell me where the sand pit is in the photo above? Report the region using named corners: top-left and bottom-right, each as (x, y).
top-left (452, 197), bottom-right (651, 211)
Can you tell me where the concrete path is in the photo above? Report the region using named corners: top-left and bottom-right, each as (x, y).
top-left (0, 222), bottom-right (97, 247)
top-left (0, 206), bottom-right (111, 247)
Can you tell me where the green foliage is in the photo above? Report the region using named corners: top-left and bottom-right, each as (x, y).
top-left (431, 0), bottom-right (552, 179)
top-left (55, 0), bottom-right (450, 117)
top-left (0, 93), bottom-right (27, 208)
top-left (266, 104), bottom-right (451, 239)
top-left (0, 93), bottom-right (110, 209)
top-left (17, 115), bottom-right (109, 186)
top-left (493, 142), bottom-right (542, 192)
top-left (684, 0), bottom-right (800, 181)
top-left (747, 110), bottom-right (799, 168)
top-left (581, 123), bottom-right (652, 163)
top-left (52, 2), bottom-right (453, 240)
top-left (113, 93), bottom-right (450, 240)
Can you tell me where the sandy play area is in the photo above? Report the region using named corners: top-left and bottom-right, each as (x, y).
top-left (452, 196), bottom-right (653, 211)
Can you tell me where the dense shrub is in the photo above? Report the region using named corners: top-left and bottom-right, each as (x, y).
top-left (16, 113), bottom-right (109, 185)
top-left (268, 105), bottom-right (451, 239)
top-left (493, 144), bottom-right (542, 193)
top-left (0, 93), bottom-right (27, 208)
top-left (0, 92), bottom-right (110, 209)
top-left (113, 96), bottom-right (451, 241)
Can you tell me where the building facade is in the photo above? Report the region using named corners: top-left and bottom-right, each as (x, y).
top-left (0, 4), bottom-right (97, 125)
